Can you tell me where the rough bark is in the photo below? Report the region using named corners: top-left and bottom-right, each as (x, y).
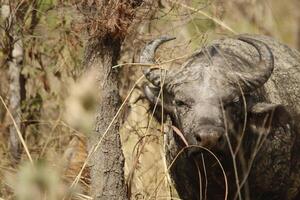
top-left (1, 4), bottom-right (25, 162)
top-left (2, 0), bottom-right (40, 162)
top-left (8, 39), bottom-right (24, 161)
top-left (84, 35), bottom-right (127, 200)
top-left (78, 1), bottom-right (151, 199)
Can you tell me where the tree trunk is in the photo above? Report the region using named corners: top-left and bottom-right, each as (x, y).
top-left (84, 35), bottom-right (127, 200)
top-left (8, 38), bottom-right (24, 161)
top-left (2, 1), bottom-right (40, 163)
top-left (1, 4), bottom-right (25, 162)
top-left (78, 1), bottom-right (154, 198)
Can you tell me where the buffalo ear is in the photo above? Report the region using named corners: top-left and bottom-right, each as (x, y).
top-left (248, 103), bottom-right (292, 135)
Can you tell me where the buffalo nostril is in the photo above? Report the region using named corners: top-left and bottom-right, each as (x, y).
top-left (195, 135), bottom-right (202, 143)
top-left (218, 136), bottom-right (223, 143)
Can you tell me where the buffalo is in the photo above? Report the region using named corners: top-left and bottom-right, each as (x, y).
top-left (141, 34), bottom-right (300, 200)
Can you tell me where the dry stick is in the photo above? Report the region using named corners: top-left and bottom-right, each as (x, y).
top-left (193, 158), bottom-right (203, 200)
top-left (147, 143), bottom-right (229, 200)
top-left (167, 57), bottom-right (205, 199)
top-left (18, 119), bottom-right (85, 139)
top-left (168, 0), bottom-right (237, 34)
top-left (234, 87), bottom-right (247, 156)
top-left (185, 1), bottom-right (211, 51)
top-left (233, 114), bottom-right (271, 200)
top-left (112, 62), bottom-right (152, 69)
top-left (127, 68), bottom-right (168, 199)
top-left (234, 111), bottom-right (274, 200)
top-left (0, 95), bottom-right (33, 164)
top-left (69, 75), bottom-right (144, 190)
top-left (220, 100), bottom-right (242, 200)
top-left (236, 148), bottom-right (250, 200)
top-left (212, 49), bottom-right (239, 198)
top-left (188, 8), bottom-right (202, 35)
top-left (180, 12), bottom-right (227, 200)
top-left (160, 147), bottom-right (174, 199)
top-left (112, 53), bottom-right (191, 69)
top-left (64, 174), bottom-right (90, 189)
top-left (213, 46), bottom-right (248, 158)
top-left (39, 114), bottom-right (61, 157)
top-left (142, 69), bottom-right (176, 198)
top-left (201, 153), bottom-right (208, 200)
top-left (159, 69), bottom-right (173, 199)
top-left (214, 47), bottom-right (246, 199)
top-left (160, 67), bottom-right (165, 139)
top-left (189, 19), bottom-right (216, 200)
top-left (233, 86), bottom-right (249, 198)
top-left (60, 120), bottom-right (89, 139)
top-left (126, 134), bottom-right (160, 197)
top-left (14, 0), bottom-right (27, 14)
top-left (74, 193), bottom-right (93, 200)
top-left (200, 44), bottom-right (242, 199)
top-left (148, 126), bottom-right (228, 200)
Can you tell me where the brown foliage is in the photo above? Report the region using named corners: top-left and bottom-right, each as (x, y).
top-left (75, 0), bottom-right (145, 39)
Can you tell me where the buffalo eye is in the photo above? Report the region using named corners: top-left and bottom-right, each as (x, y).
top-left (174, 99), bottom-right (186, 107)
top-left (224, 98), bottom-right (241, 108)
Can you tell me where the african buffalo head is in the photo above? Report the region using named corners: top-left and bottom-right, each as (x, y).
top-left (141, 36), bottom-right (275, 152)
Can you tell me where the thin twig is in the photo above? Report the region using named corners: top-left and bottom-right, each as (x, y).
top-left (147, 144), bottom-right (228, 200)
top-left (168, 0), bottom-right (237, 34)
top-left (0, 95), bottom-right (33, 165)
top-left (69, 75), bottom-right (144, 191)
top-left (112, 53), bottom-right (191, 69)
top-left (201, 153), bottom-right (208, 200)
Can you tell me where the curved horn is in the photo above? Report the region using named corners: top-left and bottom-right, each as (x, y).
top-left (233, 36), bottom-right (274, 94)
top-left (140, 36), bottom-right (176, 87)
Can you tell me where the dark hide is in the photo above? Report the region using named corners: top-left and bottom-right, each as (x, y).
top-left (141, 34), bottom-right (300, 200)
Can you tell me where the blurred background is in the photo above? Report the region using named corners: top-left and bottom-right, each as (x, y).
top-left (0, 0), bottom-right (299, 199)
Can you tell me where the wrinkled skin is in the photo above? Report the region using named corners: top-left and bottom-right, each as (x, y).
top-left (141, 34), bottom-right (300, 200)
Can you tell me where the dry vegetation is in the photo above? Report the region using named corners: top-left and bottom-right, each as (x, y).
top-left (0, 0), bottom-right (299, 199)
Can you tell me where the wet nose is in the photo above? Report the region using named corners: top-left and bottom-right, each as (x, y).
top-left (194, 130), bottom-right (222, 149)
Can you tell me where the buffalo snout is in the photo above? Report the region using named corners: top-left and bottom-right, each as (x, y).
top-left (187, 126), bottom-right (224, 153)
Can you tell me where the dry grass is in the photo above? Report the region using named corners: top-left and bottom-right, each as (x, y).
top-left (0, 0), bottom-right (299, 199)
